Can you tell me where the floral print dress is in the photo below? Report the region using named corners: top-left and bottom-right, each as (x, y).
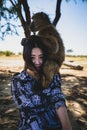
top-left (11, 70), bottom-right (66, 130)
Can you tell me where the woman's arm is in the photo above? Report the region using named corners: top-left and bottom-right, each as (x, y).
top-left (50, 74), bottom-right (72, 130)
top-left (56, 106), bottom-right (72, 130)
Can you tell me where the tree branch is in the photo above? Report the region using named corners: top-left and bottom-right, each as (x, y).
top-left (16, 0), bottom-right (30, 37)
top-left (53, 0), bottom-right (62, 26)
top-left (22, 0), bottom-right (31, 25)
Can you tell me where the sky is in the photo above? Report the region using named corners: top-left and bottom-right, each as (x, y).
top-left (0, 0), bottom-right (87, 55)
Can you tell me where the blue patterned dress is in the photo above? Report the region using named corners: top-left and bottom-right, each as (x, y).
top-left (11, 70), bottom-right (66, 130)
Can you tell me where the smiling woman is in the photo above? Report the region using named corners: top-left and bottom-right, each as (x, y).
top-left (11, 35), bottom-right (72, 130)
top-left (21, 35), bottom-right (48, 77)
top-left (31, 48), bottom-right (44, 71)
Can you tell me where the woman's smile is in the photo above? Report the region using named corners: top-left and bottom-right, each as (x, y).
top-left (31, 47), bottom-right (43, 70)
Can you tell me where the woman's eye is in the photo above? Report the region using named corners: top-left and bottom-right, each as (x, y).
top-left (40, 55), bottom-right (44, 58)
top-left (40, 56), bottom-right (43, 59)
top-left (31, 56), bottom-right (35, 60)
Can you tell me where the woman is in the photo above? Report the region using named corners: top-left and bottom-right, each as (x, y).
top-left (11, 35), bottom-right (72, 130)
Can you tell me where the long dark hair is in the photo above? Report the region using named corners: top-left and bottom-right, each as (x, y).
top-left (21, 35), bottom-right (48, 71)
top-left (21, 35), bottom-right (49, 91)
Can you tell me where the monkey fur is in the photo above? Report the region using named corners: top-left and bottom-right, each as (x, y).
top-left (30, 12), bottom-right (65, 87)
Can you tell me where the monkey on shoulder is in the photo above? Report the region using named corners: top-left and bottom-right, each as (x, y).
top-left (30, 12), bottom-right (65, 87)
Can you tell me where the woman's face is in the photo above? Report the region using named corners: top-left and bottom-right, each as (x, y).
top-left (31, 47), bottom-right (44, 70)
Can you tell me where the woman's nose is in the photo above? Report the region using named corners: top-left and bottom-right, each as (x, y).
top-left (35, 58), bottom-right (40, 64)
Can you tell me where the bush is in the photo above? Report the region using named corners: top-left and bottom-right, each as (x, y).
top-left (0, 50), bottom-right (15, 56)
top-left (0, 51), bottom-right (4, 56)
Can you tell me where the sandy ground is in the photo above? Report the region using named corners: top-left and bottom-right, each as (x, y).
top-left (0, 56), bottom-right (87, 130)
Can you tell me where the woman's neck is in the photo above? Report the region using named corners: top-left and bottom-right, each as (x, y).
top-left (26, 68), bottom-right (40, 80)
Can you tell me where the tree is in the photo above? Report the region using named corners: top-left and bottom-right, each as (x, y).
top-left (0, 0), bottom-right (31, 39)
top-left (0, 0), bottom-right (62, 39)
top-left (0, 0), bottom-right (86, 39)
top-left (67, 49), bottom-right (73, 54)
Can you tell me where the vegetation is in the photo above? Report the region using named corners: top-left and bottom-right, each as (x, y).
top-left (66, 55), bottom-right (87, 58)
top-left (0, 50), bottom-right (15, 56)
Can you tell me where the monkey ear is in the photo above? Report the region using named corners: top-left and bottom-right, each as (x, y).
top-left (41, 12), bottom-right (45, 17)
top-left (21, 38), bottom-right (29, 46)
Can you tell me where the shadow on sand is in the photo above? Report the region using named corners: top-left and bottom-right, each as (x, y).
top-left (0, 71), bottom-right (87, 130)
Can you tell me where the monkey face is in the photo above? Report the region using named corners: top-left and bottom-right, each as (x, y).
top-left (30, 18), bottom-right (43, 33)
top-left (30, 17), bottom-right (45, 32)
top-left (30, 12), bottom-right (51, 33)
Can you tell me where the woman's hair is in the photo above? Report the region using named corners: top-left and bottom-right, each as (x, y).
top-left (21, 35), bottom-right (48, 71)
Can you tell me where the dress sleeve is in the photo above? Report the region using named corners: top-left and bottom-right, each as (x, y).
top-left (49, 74), bottom-right (66, 110)
top-left (11, 76), bottom-right (34, 110)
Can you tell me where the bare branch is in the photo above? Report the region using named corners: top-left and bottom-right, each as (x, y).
top-left (10, 0), bottom-right (17, 7)
top-left (52, 0), bottom-right (62, 26)
top-left (22, 0), bottom-right (31, 25)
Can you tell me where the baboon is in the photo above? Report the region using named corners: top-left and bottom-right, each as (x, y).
top-left (30, 12), bottom-right (65, 87)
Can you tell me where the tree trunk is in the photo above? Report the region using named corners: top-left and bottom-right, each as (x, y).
top-left (63, 62), bottom-right (83, 70)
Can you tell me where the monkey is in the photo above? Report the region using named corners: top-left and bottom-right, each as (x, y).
top-left (30, 12), bottom-right (65, 87)
top-left (30, 12), bottom-right (65, 66)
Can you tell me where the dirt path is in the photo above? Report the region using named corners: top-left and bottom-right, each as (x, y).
top-left (0, 57), bottom-right (87, 130)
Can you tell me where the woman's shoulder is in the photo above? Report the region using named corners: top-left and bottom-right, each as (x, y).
top-left (43, 73), bottom-right (61, 91)
top-left (13, 72), bottom-right (20, 78)
top-left (50, 73), bottom-right (61, 88)
top-left (12, 70), bottom-right (34, 82)
top-left (13, 70), bottom-right (25, 79)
